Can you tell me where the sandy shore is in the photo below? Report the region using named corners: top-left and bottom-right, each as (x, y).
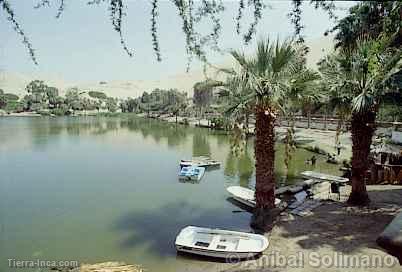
top-left (183, 185), bottom-right (402, 272)
top-left (0, 111), bottom-right (42, 117)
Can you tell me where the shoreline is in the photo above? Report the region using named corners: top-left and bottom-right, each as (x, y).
top-left (144, 113), bottom-right (353, 162)
top-left (0, 111), bottom-right (353, 162)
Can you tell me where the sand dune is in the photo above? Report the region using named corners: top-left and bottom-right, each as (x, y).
top-left (0, 36), bottom-right (334, 99)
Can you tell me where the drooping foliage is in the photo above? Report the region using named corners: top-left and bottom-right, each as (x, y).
top-left (2, 0), bottom-right (339, 66)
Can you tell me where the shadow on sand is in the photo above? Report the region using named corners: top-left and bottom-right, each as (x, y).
top-left (275, 188), bottom-right (402, 254)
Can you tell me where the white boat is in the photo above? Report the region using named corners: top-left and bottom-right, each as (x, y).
top-left (179, 166), bottom-right (205, 181)
top-left (300, 171), bottom-right (348, 183)
top-left (175, 226), bottom-right (269, 258)
top-left (227, 186), bottom-right (281, 208)
top-left (180, 156), bottom-right (221, 168)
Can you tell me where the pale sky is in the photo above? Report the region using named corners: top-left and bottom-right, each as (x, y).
top-left (0, 0), bottom-right (354, 82)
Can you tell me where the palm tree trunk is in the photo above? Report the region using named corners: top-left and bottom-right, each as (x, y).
top-left (348, 111), bottom-right (376, 206)
top-left (254, 104), bottom-right (276, 210)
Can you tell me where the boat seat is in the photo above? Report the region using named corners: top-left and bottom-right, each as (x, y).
top-left (209, 235), bottom-right (221, 249)
top-left (376, 211), bottom-right (402, 264)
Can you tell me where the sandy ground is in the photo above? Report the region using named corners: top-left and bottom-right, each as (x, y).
top-left (192, 185), bottom-right (402, 272)
top-left (276, 127), bottom-right (352, 162)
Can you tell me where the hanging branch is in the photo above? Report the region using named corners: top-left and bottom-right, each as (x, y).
top-left (289, 0), bottom-right (304, 43)
top-left (151, 0), bottom-right (161, 61)
top-left (1, 0), bottom-right (37, 64)
top-left (34, 0), bottom-right (50, 9)
top-left (195, 0), bottom-right (224, 52)
top-left (243, 0), bottom-right (264, 44)
top-left (172, 0), bottom-right (195, 71)
top-left (55, 0), bottom-right (65, 19)
top-left (108, 0), bottom-right (133, 57)
top-left (311, 0), bottom-right (337, 21)
top-left (3, 0), bottom-right (339, 66)
top-left (236, 0), bottom-right (245, 35)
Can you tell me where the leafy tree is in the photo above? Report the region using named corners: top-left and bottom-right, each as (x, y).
top-left (331, 2), bottom-right (402, 50)
top-left (319, 37), bottom-right (402, 205)
top-left (126, 98), bottom-right (139, 112)
top-left (120, 100), bottom-right (128, 113)
top-left (65, 87), bottom-right (84, 111)
top-left (106, 97), bottom-right (118, 112)
top-left (24, 80), bottom-right (61, 111)
top-left (167, 90), bottom-right (187, 123)
top-left (46, 86), bottom-right (59, 108)
top-left (0, 95), bottom-right (6, 109)
top-left (26, 80), bottom-right (47, 94)
top-left (193, 80), bottom-right (222, 120)
top-left (141, 92), bottom-right (150, 104)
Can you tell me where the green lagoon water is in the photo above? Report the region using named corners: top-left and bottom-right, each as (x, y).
top-left (0, 116), bottom-right (340, 271)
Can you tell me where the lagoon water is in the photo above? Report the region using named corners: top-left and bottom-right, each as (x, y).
top-left (0, 116), bottom-right (340, 271)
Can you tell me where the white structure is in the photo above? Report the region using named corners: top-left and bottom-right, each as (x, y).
top-left (391, 131), bottom-right (402, 145)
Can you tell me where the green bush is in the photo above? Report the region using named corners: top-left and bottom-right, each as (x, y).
top-left (182, 118), bottom-right (189, 126)
top-left (51, 108), bottom-right (70, 116)
top-left (4, 101), bottom-right (24, 112)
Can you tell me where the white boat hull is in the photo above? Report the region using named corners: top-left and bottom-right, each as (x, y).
top-left (227, 186), bottom-right (281, 208)
top-left (175, 226), bottom-right (268, 259)
top-left (300, 171), bottom-right (348, 183)
top-left (176, 245), bottom-right (261, 259)
top-left (180, 157), bottom-right (221, 168)
top-left (232, 196), bottom-right (255, 208)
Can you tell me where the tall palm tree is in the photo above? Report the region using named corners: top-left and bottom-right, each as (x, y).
top-left (320, 37), bottom-right (402, 205)
top-left (223, 38), bottom-right (316, 212)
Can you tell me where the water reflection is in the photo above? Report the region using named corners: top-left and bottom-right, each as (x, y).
top-left (0, 116), bottom-right (341, 185)
top-left (192, 133), bottom-right (211, 157)
top-left (0, 115), bottom-right (343, 272)
top-left (224, 143), bottom-right (254, 188)
top-left (113, 201), bottom-right (250, 258)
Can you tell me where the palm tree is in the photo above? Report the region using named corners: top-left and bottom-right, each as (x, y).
top-left (287, 69), bottom-right (322, 129)
top-left (221, 75), bottom-right (254, 133)
top-left (285, 69), bottom-right (321, 177)
top-left (320, 37), bottom-right (402, 205)
top-left (223, 38), bottom-right (315, 212)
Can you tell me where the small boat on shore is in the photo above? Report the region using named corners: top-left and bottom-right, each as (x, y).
top-left (179, 166), bottom-right (205, 181)
top-left (180, 156), bottom-right (221, 168)
top-left (227, 186), bottom-right (281, 208)
top-left (300, 171), bottom-right (348, 183)
top-left (175, 226), bottom-right (269, 258)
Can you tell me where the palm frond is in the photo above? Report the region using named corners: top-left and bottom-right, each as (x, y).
top-left (352, 92), bottom-right (375, 113)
